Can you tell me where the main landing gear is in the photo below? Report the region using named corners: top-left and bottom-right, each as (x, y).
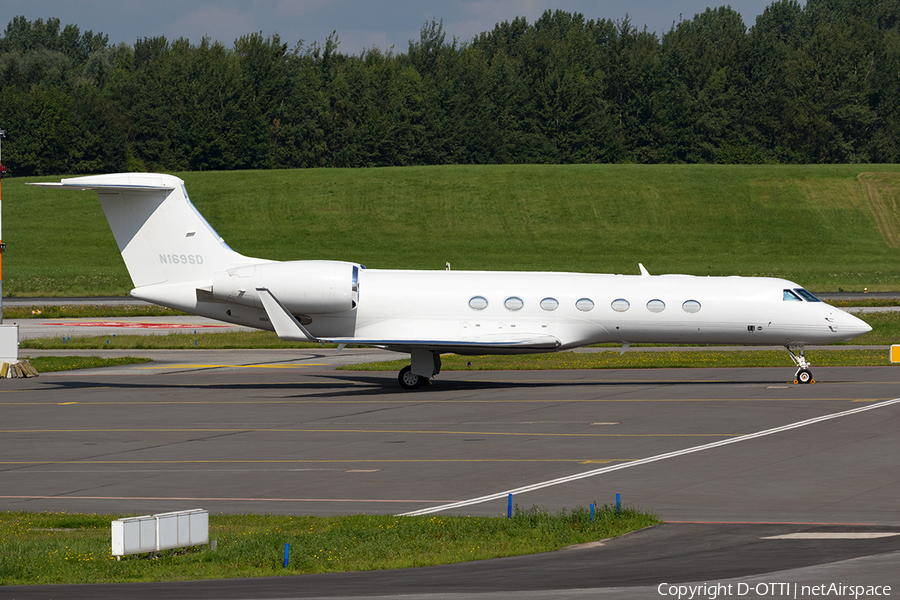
top-left (786, 346), bottom-right (814, 384)
top-left (398, 365), bottom-right (428, 390)
top-left (398, 350), bottom-right (442, 390)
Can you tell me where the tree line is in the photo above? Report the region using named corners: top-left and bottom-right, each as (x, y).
top-left (1, 1), bottom-right (899, 176)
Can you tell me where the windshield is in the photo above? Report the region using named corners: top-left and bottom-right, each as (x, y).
top-left (793, 288), bottom-right (822, 302)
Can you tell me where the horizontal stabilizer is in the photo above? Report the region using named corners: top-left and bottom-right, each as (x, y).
top-left (31, 173), bottom-right (242, 289)
top-left (30, 182), bottom-right (175, 193)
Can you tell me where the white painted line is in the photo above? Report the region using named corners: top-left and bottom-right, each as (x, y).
top-left (763, 533), bottom-right (900, 540)
top-left (400, 396), bottom-right (900, 517)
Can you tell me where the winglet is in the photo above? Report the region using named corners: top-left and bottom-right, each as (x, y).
top-left (256, 287), bottom-right (321, 343)
top-left (638, 264), bottom-right (650, 276)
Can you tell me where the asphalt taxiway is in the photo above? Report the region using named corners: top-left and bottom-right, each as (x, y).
top-left (2, 350), bottom-right (899, 598)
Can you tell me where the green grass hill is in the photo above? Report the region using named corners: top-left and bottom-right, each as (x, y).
top-left (6, 164), bottom-right (900, 296)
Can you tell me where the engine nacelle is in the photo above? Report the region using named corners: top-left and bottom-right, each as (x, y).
top-left (211, 260), bottom-right (360, 314)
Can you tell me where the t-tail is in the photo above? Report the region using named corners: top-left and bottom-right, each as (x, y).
top-left (35, 173), bottom-right (249, 287)
top-left (30, 173), bottom-right (356, 322)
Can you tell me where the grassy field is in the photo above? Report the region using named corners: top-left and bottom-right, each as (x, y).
top-left (27, 356), bottom-right (151, 372)
top-left (0, 506), bottom-right (657, 585)
top-left (343, 348), bottom-right (891, 372)
top-left (6, 164), bottom-right (900, 296)
top-left (2, 305), bottom-right (186, 319)
top-left (20, 330), bottom-right (325, 350)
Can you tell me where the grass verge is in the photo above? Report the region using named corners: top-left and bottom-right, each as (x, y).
top-left (20, 331), bottom-right (329, 350)
top-left (25, 356), bottom-right (151, 372)
top-left (0, 506), bottom-right (658, 585)
top-left (342, 349), bottom-right (891, 372)
top-left (4, 305), bottom-right (186, 319)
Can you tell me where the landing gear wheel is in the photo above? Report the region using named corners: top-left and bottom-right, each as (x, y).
top-left (795, 368), bottom-right (813, 384)
top-left (787, 346), bottom-right (815, 384)
top-left (398, 365), bottom-right (425, 390)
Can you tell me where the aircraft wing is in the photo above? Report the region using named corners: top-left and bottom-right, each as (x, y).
top-left (256, 287), bottom-right (560, 352)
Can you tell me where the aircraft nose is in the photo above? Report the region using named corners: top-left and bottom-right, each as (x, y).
top-left (834, 309), bottom-right (872, 339)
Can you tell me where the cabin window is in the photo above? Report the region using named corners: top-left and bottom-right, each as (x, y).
top-left (794, 288), bottom-right (822, 302)
top-left (504, 296), bottom-right (524, 311)
top-left (646, 299), bottom-right (666, 313)
top-left (540, 297), bottom-right (559, 311)
top-left (469, 296), bottom-right (488, 310)
top-left (611, 298), bottom-right (630, 312)
top-left (783, 290), bottom-right (802, 302)
top-left (575, 298), bottom-right (595, 312)
top-left (682, 300), bottom-right (701, 313)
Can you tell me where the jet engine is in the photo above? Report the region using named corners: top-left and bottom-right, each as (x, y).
top-left (211, 260), bottom-right (360, 314)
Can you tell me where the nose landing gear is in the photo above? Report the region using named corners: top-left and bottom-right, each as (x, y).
top-left (786, 346), bottom-right (815, 384)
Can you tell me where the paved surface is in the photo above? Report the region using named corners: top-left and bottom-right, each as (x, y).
top-left (4, 525), bottom-right (900, 599)
top-left (1, 353), bottom-right (899, 598)
top-left (10, 315), bottom-right (256, 340)
top-left (2, 296), bottom-right (156, 307)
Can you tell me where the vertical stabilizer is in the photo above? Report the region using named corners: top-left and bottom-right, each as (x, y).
top-left (32, 173), bottom-right (245, 288)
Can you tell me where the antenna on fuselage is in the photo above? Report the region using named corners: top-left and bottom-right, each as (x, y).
top-left (638, 263), bottom-right (650, 276)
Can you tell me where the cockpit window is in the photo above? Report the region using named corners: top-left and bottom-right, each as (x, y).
top-left (783, 289), bottom-right (802, 301)
top-left (793, 288), bottom-right (822, 302)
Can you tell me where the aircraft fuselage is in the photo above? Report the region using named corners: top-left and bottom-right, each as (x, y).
top-left (132, 264), bottom-right (868, 352)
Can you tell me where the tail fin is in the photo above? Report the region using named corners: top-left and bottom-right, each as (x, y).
top-left (32, 173), bottom-right (244, 287)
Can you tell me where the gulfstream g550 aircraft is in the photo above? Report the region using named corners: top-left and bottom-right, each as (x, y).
top-left (32, 173), bottom-right (872, 389)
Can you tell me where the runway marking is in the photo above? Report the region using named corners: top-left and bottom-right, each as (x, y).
top-left (45, 321), bottom-right (228, 329)
top-left (139, 364), bottom-right (328, 369)
top-left (5, 468), bottom-right (357, 473)
top-left (762, 532), bottom-right (900, 540)
top-left (399, 395), bottom-right (900, 516)
top-left (0, 459), bottom-right (628, 465)
top-left (0, 427), bottom-right (739, 438)
top-left (668, 520), bottom-right (884, 525)
top-left (1, 397), bottom-right (887, 405)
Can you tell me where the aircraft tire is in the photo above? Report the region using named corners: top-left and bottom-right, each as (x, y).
top-left (796, 368), bottom-right (813, 384)
top-left (398, 366), bottom-right (425, 390)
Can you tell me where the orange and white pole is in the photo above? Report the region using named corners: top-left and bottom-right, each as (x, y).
top-left (0, 170), bottom-right (3, 322)
top-left (0, 128), bottom-right (5, 325)
top-left (0, 125), bottom-right (19, 371)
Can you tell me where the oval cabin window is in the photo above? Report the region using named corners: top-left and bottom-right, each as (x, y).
top-left (682, 300), bottom-right (701, 313)
top-left (575, 298), bottom-right (595, 312)
top-left (646, 299), bottom-right (666, 313)
top-left (540, 297), bottom-right (559, 311)
top-left (469, 296), bottom-right (488, 310)
top-left (504, 297), bottom-right (524, 311)
top-left (611, 298), bottom-right (630, 312)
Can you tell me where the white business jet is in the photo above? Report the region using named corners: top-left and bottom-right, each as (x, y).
top-left (33, 173), bottom-right (872, 389)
